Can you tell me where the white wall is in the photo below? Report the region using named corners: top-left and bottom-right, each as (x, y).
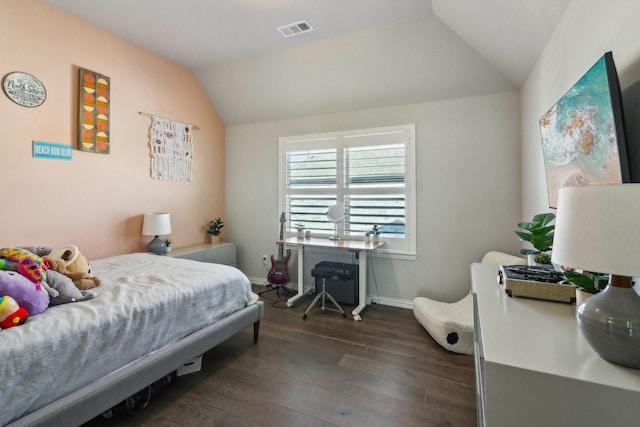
top-left (226, 91), bottom-right (521, 305)
top-left (521, 0), bottom-right (640, 219)
top-left (197, 15), bottom-right (514, 126)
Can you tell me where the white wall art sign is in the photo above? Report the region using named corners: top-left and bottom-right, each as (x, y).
top-left (3, 72), bottom-right (46, 107)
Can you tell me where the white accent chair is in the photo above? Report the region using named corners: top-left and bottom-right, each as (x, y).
top-left (412, 251), bottom-right (526, 355)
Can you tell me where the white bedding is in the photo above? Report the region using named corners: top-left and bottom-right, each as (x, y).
top-left (0, 253), bottom-right (258, 426)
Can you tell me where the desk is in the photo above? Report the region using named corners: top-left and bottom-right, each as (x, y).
top-left (280, 237), bottom-right (384, 321)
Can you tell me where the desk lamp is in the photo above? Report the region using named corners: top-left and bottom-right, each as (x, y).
top-left (552, 184), bottom-right (640, 368)
top-left (142, 212), bottom-right (172, 255)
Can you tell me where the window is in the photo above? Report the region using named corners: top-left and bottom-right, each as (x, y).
top-left (279, 124), bottom-right (416, 257)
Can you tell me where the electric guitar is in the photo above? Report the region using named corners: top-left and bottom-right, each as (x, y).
top-left (267, 212), bottom-right (291, 285)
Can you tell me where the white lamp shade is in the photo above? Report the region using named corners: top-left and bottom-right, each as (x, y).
top-left (142, 212), bottom-right (172, 236)
top-left (552, 184), bottom-right (640, 277)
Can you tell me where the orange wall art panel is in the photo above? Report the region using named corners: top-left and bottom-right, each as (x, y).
top-left (79, 67), bottom-right (110, 154)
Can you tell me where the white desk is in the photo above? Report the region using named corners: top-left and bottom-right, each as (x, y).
top-left (280, 237), bottom-right (384, 321)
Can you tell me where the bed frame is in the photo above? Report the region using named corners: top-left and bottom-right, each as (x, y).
top-left (8, 300), bottom-right (264, 427)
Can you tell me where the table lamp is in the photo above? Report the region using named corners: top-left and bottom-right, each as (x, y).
top-left (142, 212), bottom-right (172, 255)
top-left (552, 184), bottom-right (640, 368)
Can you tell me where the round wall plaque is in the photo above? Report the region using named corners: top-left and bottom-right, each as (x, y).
top-left (2, 72), bottom-right (47, 108)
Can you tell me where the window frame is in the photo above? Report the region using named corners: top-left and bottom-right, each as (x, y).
top-left (278, 124), bottom-right (417, 259)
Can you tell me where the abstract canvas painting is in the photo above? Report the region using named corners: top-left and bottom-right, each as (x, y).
top-left (78, 67), bottom-right (110, 154)
top-left (539, 52), bottom-right (628, 208)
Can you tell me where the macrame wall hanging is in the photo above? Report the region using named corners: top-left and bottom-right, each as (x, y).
top-left (146, 114), bottom-right (194, 181)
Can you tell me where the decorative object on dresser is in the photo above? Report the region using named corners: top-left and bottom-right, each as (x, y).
top-left (142, 212), bottom-right (172, 255)
top-left (499, 264), bottom-right (575, 303)
top-left (207, 218), bottom-right (224, 244)
top-left (563, 270), bottom-right (608, 306)
top-left (261, 212), bottom-right (290, 297)
top-left (552, 183), bottom-right (640, 368)
top-left (514, 212), bottom-right (554, 266)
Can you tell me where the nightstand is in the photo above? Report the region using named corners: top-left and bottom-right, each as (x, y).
top-left (169, 243), bottom-right (236, 267)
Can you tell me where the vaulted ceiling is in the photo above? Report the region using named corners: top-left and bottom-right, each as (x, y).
top-left (44, 0), bottom-right (570, 125)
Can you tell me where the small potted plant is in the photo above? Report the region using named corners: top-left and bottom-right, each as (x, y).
top-left (563, 270), bottom-right (608, 306)
top-left (207, 218), bottom-right (224, 244)
top-left (514, 213), bottom-right (555, 266)
top-left (164, 239), bottom-right (172, 253)
top-left (368, 225), bottom-right (380, 244)
top-left (295, 223), bottom-right (305, 239)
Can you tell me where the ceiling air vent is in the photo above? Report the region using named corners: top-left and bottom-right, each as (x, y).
top-left (276, 20), bottom-right (314, 38)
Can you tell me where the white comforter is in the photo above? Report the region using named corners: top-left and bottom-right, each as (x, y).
top-left (0, 253), bottom-right (258, 425)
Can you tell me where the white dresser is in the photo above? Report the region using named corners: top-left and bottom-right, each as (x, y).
top-left (170, 243), bottom-right (236, 267)
top-left (472, 262), bottom-right (640, 427)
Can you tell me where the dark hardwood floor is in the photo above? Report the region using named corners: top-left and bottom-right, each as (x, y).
top-left (84, 286), bottom-right (477, 426)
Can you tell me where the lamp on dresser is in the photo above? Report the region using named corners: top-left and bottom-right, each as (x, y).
top-left (552, 184), bottom-right (640, 368)
top-left (142, 212), bottom-right (172, 255)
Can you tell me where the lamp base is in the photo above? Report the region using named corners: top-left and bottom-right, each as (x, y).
top-left (577, 277), bottom-right (640, 368)
top-left (147, 235), bottom-right (167, 255)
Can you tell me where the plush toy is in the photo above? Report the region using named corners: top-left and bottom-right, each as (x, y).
top-left (44, 270), bottom-right (94, 305)
top-left (2, 256), bottom-right (94, 307)
top-left (0, 247), bottom-right (47, 290)
top-left (65, 252), bottom-right (100, 290)
top-left (44, 247), bottom-right (100, 290)
top-left (0, 270), bottom-right (49, 315)
top-left (0, 296), bottom-right (29, 329)
top-left (43, 255), bottom-right (100, 294)
top-left (15, 245), bottom-right (96, 304)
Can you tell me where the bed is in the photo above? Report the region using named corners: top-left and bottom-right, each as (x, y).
top-left (1, 253), bottom-right (263, 427)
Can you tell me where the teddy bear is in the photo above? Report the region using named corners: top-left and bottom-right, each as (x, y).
top-left (44, 255), bottom-right (100, 291)
top-left (44, 244), bottom-right (100, 290)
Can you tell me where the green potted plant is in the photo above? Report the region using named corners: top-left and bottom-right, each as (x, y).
top-left (207, 218), bottom-right (224, 244)
top-left (563, 270), bottom-right (608, 305)
top-left (368, 225), bottom-right (380, 244)
top-left (164, 239), bottom-right (172, 253)
top-left (514, 213), bottom-right (555, 265)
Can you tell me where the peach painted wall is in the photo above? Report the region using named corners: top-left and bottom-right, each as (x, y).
top-left (0, 0), bottom-right (225, 259)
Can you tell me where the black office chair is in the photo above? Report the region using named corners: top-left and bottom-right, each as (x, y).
top-left (303, 266), bottom-right (347, 319)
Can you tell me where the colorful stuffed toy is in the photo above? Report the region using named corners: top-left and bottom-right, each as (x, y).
top-left (0, 270), bottom-right (49, 315)
top-left (0, 247), bottom-right (47, 290)
top-left (0, 295), bottom-right (29, 329)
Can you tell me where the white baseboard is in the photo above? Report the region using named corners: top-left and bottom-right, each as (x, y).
top-left (370, 295), bottom-right (414, 309)
top-left (249, 277), bottom-right (414, 309)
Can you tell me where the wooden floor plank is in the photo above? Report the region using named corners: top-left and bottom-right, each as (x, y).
top-left (83, 287), bottom-right (476, 426)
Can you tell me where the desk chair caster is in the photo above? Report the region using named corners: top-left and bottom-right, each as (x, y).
top-left (303, 266), bottom-right (347, 319)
